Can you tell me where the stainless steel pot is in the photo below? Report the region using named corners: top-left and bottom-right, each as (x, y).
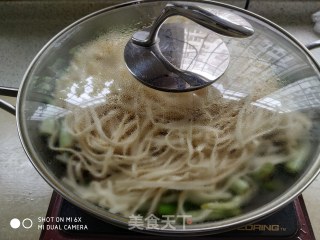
top-left (1, 0), bottom-right (320, 236)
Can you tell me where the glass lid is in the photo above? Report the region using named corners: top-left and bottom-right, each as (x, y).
top-left (17, 0), bottom-right (320, 234)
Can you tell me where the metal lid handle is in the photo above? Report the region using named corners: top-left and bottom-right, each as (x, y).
top-left (125, 3), bottom-right (254, 92)
top-left (132, 3), bottom-right (254, 47)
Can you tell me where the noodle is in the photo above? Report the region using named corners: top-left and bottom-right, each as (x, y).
top-left (42, 32), bottom-right (312, 222)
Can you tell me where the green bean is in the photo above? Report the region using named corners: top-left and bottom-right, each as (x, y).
top-left (201, 196), bottom-right (241, 210)
top-left (253, 162), bottom-right (275, 180)
top-left (285, 142), bottom-right (310, 174)
top-left (186, 207), bottom-right (241, 223)
top-left (230, 178), bottom-right (250, 195)
top-left (262, 179), bottom-right (283, 191)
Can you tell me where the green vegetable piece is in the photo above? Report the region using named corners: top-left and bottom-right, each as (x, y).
top-left (186, 207), bottom-right (241, 223)
top-left (183, 196), bottom-right (244, 223)
top-left (209, 207), bottom-right (241, 220)
top-left (254, 162), bottom-right (275, 180)
top-left (262, 179), bottom-right (283, 191)
top-left (59, 122), bottom-right (73, 148)
top-left (201, 196), bottom-right (241, 211)
top-left (157, 203), bottom-right (177, 216)
top-left (203, 200), bottom-right (241, 220)
top-left (230, 178), bottom-right (250, 195)
top-left (285, 142), bottom-right (310, 174)
top-left (285, 160), bottom-right (303, 174)
top-left (39, 118), bottom-right (56, 136)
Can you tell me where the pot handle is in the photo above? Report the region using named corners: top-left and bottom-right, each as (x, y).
top-left (132, 3), bottom-right (254, 47)
top-left (0, 86), bottom-right (18, 116)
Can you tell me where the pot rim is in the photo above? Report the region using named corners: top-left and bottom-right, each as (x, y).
top-left (15, 0), bottom-right (320, 235)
